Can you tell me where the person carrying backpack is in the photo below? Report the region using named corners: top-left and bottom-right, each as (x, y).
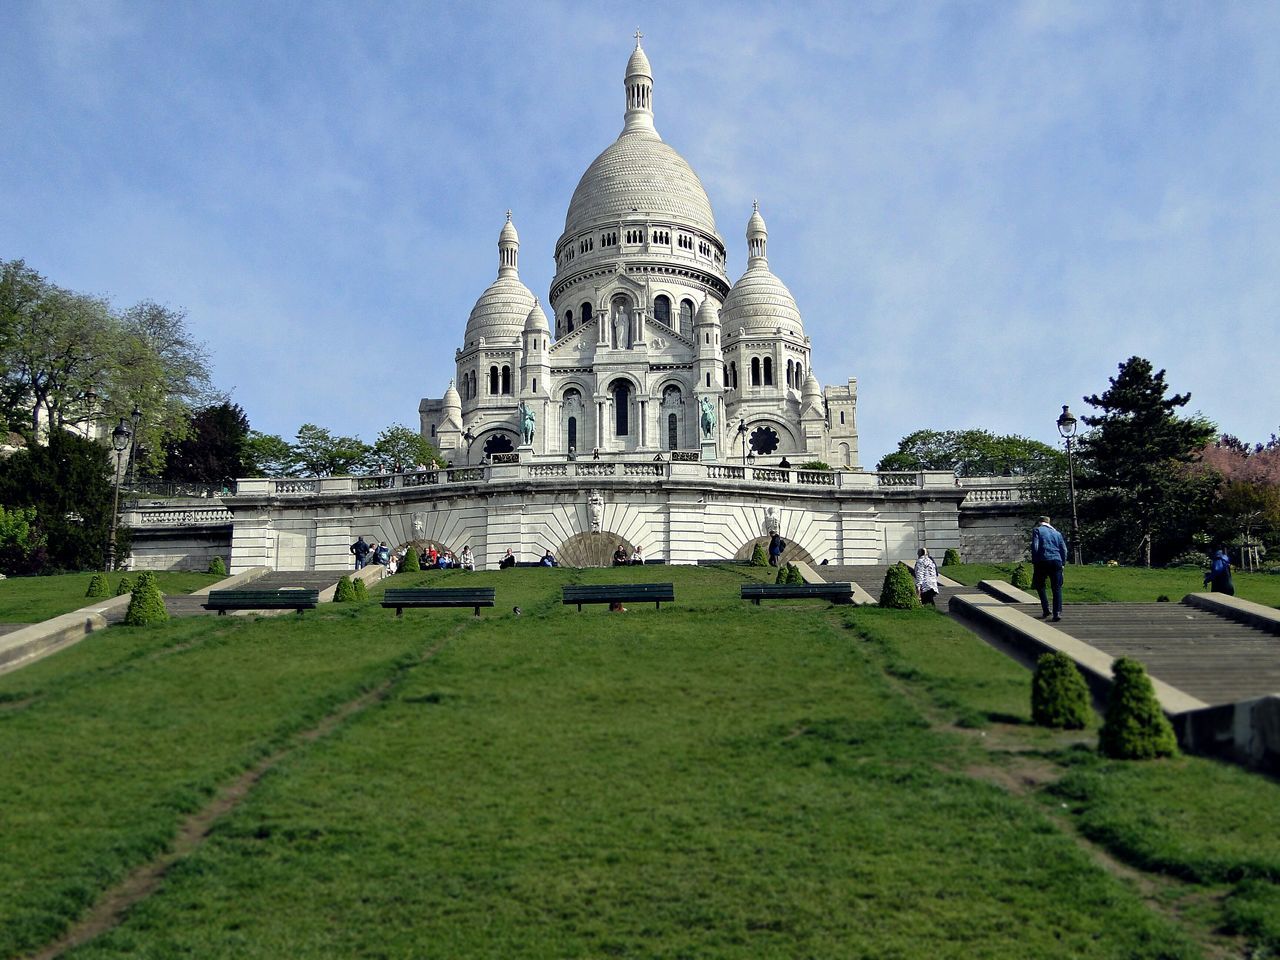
top-left (1204, 548), bottom-right (1235, 595)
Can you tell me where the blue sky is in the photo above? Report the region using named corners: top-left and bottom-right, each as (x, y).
top-left (3, 0), bottom-right (1278, 465)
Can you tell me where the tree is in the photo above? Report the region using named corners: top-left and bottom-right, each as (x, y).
top-left (0, 428), bottom-right (126, 571)
top-left (370, 424), bottom-right (445, 471)
top-left (877, 429), bottom-right (1060, 476)
top-left (163, 402), bottom-right (250, 485)
top-left (291, 424), bottom-right (371, 477)
top-left (1077, 357), bottom-right (1217, 567)
top-left (0, 260), bottom-right (115, 435)
top-left (1197, 434), bottom-right (1280, 554)
top-left (243, 431), bottom-right (297, 477)
top-left (0, 504), bottom-right (46, 575)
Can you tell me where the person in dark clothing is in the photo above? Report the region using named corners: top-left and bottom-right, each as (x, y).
top-left (1204, 548), bottom-right (1235, 595)
top-left (350, 536), bottom-right (370, 570)
top-left (1031, 516), bottom-right (1068, 621)
top-left (768, 532), bottom-right (785, 567)
top-left (613, 544), bottom-right (629, 567)
top-left (498, 548), bottom-right (516, 570)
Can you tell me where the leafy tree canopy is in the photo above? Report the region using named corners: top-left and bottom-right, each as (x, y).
top-left (291, 424), bottom-right (371, 478)
top-left (370, 424), bottom-right (445, 471)
top-left (163, 402), bottom-right (250, 485)
top-left (876, 428), bottom-right (1060, 476)
top-left (243, 431), bottom-right (297, 478)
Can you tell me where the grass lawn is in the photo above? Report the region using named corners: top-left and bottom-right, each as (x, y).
top-left (0, 571), bottom-right (222, 623)
top-left (2, 566), bottom-right (1277, 958)
top-left (944, 562), bottom-right (1280, 606)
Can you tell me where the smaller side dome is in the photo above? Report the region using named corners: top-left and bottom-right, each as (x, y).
top-left (463, 213), bottom-right (536, 347)
top-left (444, 379), bottom-right (461, 408)
top-left (721, 204), bottom-right (804, 339)
top-left (694, 296), bottom-right (720, 326)
top-left (524, 300), bottom-right (549, 333)
top-left (802, 369), bottom-right (822, 405)
top-left (442, 380), bottom-right (462, 429)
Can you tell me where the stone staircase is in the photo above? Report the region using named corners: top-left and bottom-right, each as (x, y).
top-left (162, 571), bottom-right (350, 619)
top-left (812, 563), bottom-right (967, 609)
top-left (1005, 601), bottom-right (1280, 706)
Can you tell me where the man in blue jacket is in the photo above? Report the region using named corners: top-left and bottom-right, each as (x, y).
top-left (1030, 516), bottom-right (1068, 621)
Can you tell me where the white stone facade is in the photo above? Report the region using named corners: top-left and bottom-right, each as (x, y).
top-left (420, 38), bottom-right (858, 469)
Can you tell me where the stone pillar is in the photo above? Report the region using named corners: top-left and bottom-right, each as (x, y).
top-left (837, 504), bottom-right (880, 565)
top-left (638, 397), bottom-right (648, 447)
top-left (230, 514), bottom-right (273, 574)
top-left (664, 492), bottom-right (706, 565)
top-left (313, 515), bottom-right (354, 571)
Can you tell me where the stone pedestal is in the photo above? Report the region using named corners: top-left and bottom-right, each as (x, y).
top-left (700, 440), bottom-right (718, 462)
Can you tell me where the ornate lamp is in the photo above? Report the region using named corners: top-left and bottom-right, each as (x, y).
top-left (106, 417), bottom-right (133, 571)
top-left (1056, 405), bottom-right (1082, 565)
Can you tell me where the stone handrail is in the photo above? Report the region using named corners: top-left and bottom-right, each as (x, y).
top-left (124, 506), bottom-right (233, 526)
top-left (228, 463), bottom-right (970, 497)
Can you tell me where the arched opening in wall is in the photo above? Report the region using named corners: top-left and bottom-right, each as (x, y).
top-left (786, 359), bottom-right (794, 387)
top-left (501, 366), bottom-right (511, 395)
top-left (680, 299), bottom-right (694, 335)
top-left (764, 357), bottom-right (773, 386)
top-left (839, 411), bottom-right (845, 425)
top-left (430, 424), bottom-right (435, 437)
top-left (653, 295), bottom-right (671, 327)
top-left (660, 384), bottom-right (682, 449)
top-left (734, 536), bottom-right (815, 567)
top-left (564, 311), bottom-right (574, 333)
top-left (611, 379), bottom-right (631, 436)
top-left (667, 413), bottom-right (678, 450)
top-left (750, 425), bottom-right (780, 455)
top-left (838, 442), bottom-right (851, 467)
top-left (489, 366), bottom-right (499, 395)
top-left (562, 387), bottom-right (583, 453)
top-left (559, 531), bottom-right (638, 568)
top-left (580, 302), bottom-right (592, 326)
top-left (482, 434), bottom-right (514, 456)
top-left (750, 357), bottom-right (761, 386)
top-left (730, 361), bottom-right (738, 388)
top-left (471, 370), bottom-right (478, 399)
top-left (567, 416), bottom-right (577, 451)
top-left (796, 363), bottom-right (804, 384)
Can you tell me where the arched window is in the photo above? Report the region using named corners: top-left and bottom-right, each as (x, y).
top-left (764, 357), bottom-right (773, 386)
top-left (568, 416), bottom-right (577, 451)
top-left (489, 366), bottom-right (499, 395)
top-left (786, 359), bottom-right (793, 387)
top-left (796, 363), bottom-right (804, 385)
top-left (668, 413), bottom-right (678, 450)
top-left (839, 411), bottom-right (845, 425)
top-left (580, 302), bottom-right (592, 325)
top-left (723, 363), bottom-right (729, 384)
top-left (501, 366), bottom-right (511, 395)
top-left (750, 357), bottom-right (761, 386)
top-left (653, 295), bottom-right (671, 327)
top-left (564, 311), bottom-right (573, 333)
top-left (612, 380), bottom-right (630, 436)
top-left (730, 361), bottom-right (738, 389)
top-left (471, 371), bottom-right (478, 399)
top-left (680, 299), bottom-right (694, 334)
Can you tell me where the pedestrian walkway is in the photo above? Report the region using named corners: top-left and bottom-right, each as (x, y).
top-left (160, 571), bottom-right (351, 619)
top-left (813, 563), bottom-right (967, 609)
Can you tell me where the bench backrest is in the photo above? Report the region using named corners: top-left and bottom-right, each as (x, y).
top-left (741, 583), bottom-right (853, 598)
top-left (563, 583), bottom-right (675, 601)
top-left (205, 589), bottom-right (320, 606)
top-left (383, 587), bottom-right (496, 602)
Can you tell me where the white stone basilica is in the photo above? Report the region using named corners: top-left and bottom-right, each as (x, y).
top-left (419, 37), bottom-right (859, 468)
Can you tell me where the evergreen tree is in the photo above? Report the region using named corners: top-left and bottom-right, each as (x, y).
top-left (401, 547), bottom-right (421, 573)
top-left (1031, 652), bottom-right (1091, 729)
top-left (85, 573), bottom-right (109, 598)
top-left (878, 564), bottom-right (919, 609)
top-left (1098, 658), bottom-right (1178, 759)
top-left (163, 402), bottom-right (250, 486)
top-left (123, 571), bottom-right (168, 625)
top-left (1077, 357), bottom-right (1217, 566)
top-left (334, 575), bottom-right (357, 602)
top-left (207, 556), bottom-right (227, 576)
top-left (749, 542), bottom-right (768, 567)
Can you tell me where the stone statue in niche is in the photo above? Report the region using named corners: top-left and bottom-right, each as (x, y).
top-left (588, 490), bottom-right (604, 531)
top-left (764, 506), bottom-right (780, 536)
top-left (612, 303), bottom-right (629, 349)
top-left (518, 401), bottom-right (535, 445)
top-left (412, 512), bottom-right (427, 538)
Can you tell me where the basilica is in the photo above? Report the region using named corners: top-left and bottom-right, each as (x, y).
top-left (419, 36), bottom-right (859, 468)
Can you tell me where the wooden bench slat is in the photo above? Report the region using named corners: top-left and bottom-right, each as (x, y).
top-left (380, 587), bottom-right (496, 618)
top-left (740, 583), bottom-right (854, 605)
top-left (203, 589), bottom-right (320, 615)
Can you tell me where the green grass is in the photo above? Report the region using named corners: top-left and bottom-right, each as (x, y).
top-left (0, 571), bottom-right (222, 622)
top-left (945, 562), bottom-right (1280, 606)
top-left (2, 566), bottom-right (1277, 957)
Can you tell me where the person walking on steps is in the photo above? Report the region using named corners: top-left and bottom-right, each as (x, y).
top-left (350, 536), bottom-right (370, 570)
top-left (1031, 516), bottom-right (1068, 622)
top-left (1204, 548), bottom-right (1235, 595)
top-left (914, 547), bottom-right (939, 607)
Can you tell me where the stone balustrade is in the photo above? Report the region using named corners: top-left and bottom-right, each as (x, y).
top-left (124, 506), bottom-right (234, 527)
top-left (225, 462), bottom-right (973, 498)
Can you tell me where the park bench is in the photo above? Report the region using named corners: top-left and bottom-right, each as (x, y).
top-left (381, 587), bottom-right (496, 618)
top-left (741, 582), bottom-right (855, 605)
top-left (203, 588), bottom-right (319, 615)
top-left (562, 583), bottom-right (674, 611)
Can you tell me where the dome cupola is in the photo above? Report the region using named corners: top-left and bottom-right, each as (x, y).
top-left (463, 212), bottom-right (536, 347)
top-left (721, 203), bottom-right (804, 339)
top-left (524, 300), bottom-right (549, 333)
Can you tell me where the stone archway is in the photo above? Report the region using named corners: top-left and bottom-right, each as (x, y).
top-left (558, 531), bottom-right (635, 568)
top-left (734, 536), bottom-right (815, 568)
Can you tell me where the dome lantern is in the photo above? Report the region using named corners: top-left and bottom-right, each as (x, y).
top-left (498, 210), bottom-right (519, 278)
top-left (747, 200), bottom-right (768, 266)
top-left (623, 29), bottom-right (654, 134)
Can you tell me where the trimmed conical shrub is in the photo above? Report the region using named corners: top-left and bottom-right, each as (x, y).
top-left (1011, 562), bottom-right (1032, 589)
top-left (1098, 657), bottom-right (1179, 759)
top-left (878, 563), bottom-right (920, 609)
top-left (352, 576), bottom-right (369, 601)
top-left (334, 575), bottom-right (357, 602)
top-left (115, 576), bottom-right (134, 596)
top-left (749, 543), bottom-right (768, 567)
top-left (208, 556), bottom-right (227, 576)
top-left (943, 548), bottom-right (961, 567)
top-left (123, 572), bottom-right (168, 626)
top-left (1031, 652), bottom-right (1091, 729)
top-left (775, 565), bottom-right (788, 584)
top-left (786, 563), bottom-right (805, 584)
top-left (85, 574), bottom-right (109, 598)
top-left (401, 547), bottom-right (421, 573)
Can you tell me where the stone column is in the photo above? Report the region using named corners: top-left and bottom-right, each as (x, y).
top-left (638, 397), bottom-right (648, 447)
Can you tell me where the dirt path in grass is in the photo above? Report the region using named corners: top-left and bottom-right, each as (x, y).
top-left (21, 630), bottom-right (459, 960)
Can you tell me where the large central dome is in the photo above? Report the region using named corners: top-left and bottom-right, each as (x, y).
top-left (561, 37), bottom-right (717, 240)
top-left (564, 130), bottom-right (717, 237)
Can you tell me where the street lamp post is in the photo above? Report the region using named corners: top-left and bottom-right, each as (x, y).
top-left (1056, 404), bottom-right (1083, 566)
top-left (106, 417), bottom-right (133, 571)
top-left (462, 428), bottom-right (476, 465)
top-left (124, 404), bottom-right (142, 489)
top-left (736, 418), bottom-right (748, 465)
